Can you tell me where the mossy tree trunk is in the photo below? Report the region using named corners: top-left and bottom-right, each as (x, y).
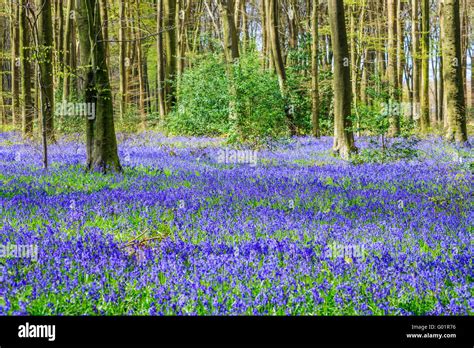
top-left (441, 0), bottom-right (468, 143)
top-left (38, 0), bottom-right (55, 142)
top-left (77, 0), bottom-right (121, 173)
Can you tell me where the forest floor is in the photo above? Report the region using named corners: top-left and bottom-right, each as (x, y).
top-left (0, 132), bottom-right (472, 315)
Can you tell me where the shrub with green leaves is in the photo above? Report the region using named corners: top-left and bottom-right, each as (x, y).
top-left (167, 53), bottom-right (288, 145)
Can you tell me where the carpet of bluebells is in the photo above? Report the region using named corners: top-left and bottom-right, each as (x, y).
top-left (0, 131), bottom-right (472, 315)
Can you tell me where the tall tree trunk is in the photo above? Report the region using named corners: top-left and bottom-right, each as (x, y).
top-left (412, 0), bottom-right (421, 121)
top-left (99, 0), bottom-right (109, 68)
top-left (135, 0), bottom-right (146, 129)
top-left (396, 0), bottom-right (405, 97)
top-left (38, 0), bottom-right (55, 142)
top-left (77, 0), bottom-right (121, 172)
top-left (441, 0), bottom-right (467, 142)
top-left (328, 0), bottom-right (356, 159)
top-left (164, 0), bottom-right (177, 109)
top-left (387, 0), bottom-right (400, 136)
top-left (54, 0), bottom-right (63, 88)
top-left (420, 0), bottom-right (430, 132)
top-left (119, 0), bottom-right (127, 120)
top-left (241, 0), bottom-right (248, 53)
top-left (10, 2), bottom-right (20, 127)
top-left (218, 0), bottom-right (240, 132)
top-left (266, 0), bottom-right (295, 135)
top-left (311, 0), bottom-right (320, 137)
top-left (62, 0), bottom-right (74, 102)
top-left (20, 0), bottom-right (33, 137)
top-left (157, 0), bottom-right (167, 121)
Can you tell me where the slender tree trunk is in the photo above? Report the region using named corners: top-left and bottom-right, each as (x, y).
top-left (420, 0), bottom-right (430, 132)
top-left (157, 0), bottom-right (167, 121)
top-left (10, 2), bottom-right (20, 127)
top-left (99, 0), bottom-right (109, 68)
top-left (54, 0), bottom-right (63, 88)
top-left (218, 0), bottom-right (240, 132)
top-left (20, 0), bottom-right (33, 137)
top-left (119, 0), bottom-right (127, 120)
top-left (396, 0), bottom-right (405, 98)
top-left (328, 0), bottom-right (356, 159)
top-left (387, 0), bottom-right (400, 136)
top-left (241, 0), bottom-right (248, 53)
top-left (164, 0), bottom-right (177, 109)
top-left (62, 0), bottom-right (74, 102)
top-left (441, 0), bottom-right (467, 142)
top-left (38, 0), bottom-right (55, 142)
top-left (135, 0), bottom-right (146, 129)
top-left (311, 0), bottom-right (320, 137)
top-left (412, 0), bottom-right (421, 121)
top-left (266, 0), bottom-right (295, 135)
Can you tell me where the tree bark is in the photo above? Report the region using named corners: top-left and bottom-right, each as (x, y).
top-left (62, 0), bottom-right (74, 102)
top-left (412, 0), bottom-right (421, 121)
top-left (311, 0), bottom-right (320, 137)
top-left (38, 0), bottom-right (55, 142)
top-left (420, 0), bottom-right (430, 132)
top-left (10, 2), bottom-right (20, 127)
top-left (164, 0), bottom-right (177, 109)
top-left (328, 0), bottom-right (356, 159)
top-left (157, 0), bottom-right (167, 121)
top-left (266, 0), bottom-right (295, 135)
top-left (387, 0), bottom-right (400, 136)
top-left (77, 0), bottom-right (121, 172)
top-left (441, 0), bottom-right (467, 142)
top-left (20, 0), bottom-right (33, 137)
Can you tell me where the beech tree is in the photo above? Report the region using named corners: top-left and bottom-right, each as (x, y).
top-left (77, 0), bottom-right (121, 172)
top-left (328, 0), bottom-right (356, 159)
top-left (441, 0), bottom-right (468, 142)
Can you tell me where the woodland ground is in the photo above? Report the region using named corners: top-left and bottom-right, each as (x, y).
top-left (0, 132), bottom-right (472, 315)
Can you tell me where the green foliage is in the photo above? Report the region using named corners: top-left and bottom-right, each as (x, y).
top-left (232, 53), bottom-right (288, 144)
top-left (285, 39), bottom-right (334, 136)
top-left (166, 53), bottom-right (288, 145)
top-left (167, 54), bottom-right (230, 136)
top-left (350, 137), bottom-right (421, 165)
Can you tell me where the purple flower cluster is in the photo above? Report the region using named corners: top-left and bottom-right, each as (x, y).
top-left (0, 132), bottom-right (472, 315)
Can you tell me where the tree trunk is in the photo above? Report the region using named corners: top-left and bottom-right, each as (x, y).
top-left (412, 0), bottom-right (420, 121)
top-left (10, 2), bottom-right (20, 127)
top-left (157, 0), bottom-right (167, 121)
top-left (119, 0), bottom-right (127, 120)
top-left (218, 0), bottom-right (240, 132)
top-left (62, 0), bottom-right (74, 102)
top-left (441, 0), bottom-right (467, 142)
top-left (420, 0), bottom-right (430, 132)
top-left (77, 0), bottom-right (121, 172)
top-left (135, 0), bottom-right (146, 129)
top-left (164, 0), bottom-right (177, 109)
top-left (99, 0), bottom-right (109, 68)
top-left (311, 0), bottom-right (320, 137)
top-left (20, 0), bottom-right (33, 137)
top-left (38, 0), bottom-right (55, 142)
top-left (387, 0), bottom-right (400, 136)
top-left (266, 0), bottom-right (295, 135)
top-left (328, 0), bottom-right (356, 159)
